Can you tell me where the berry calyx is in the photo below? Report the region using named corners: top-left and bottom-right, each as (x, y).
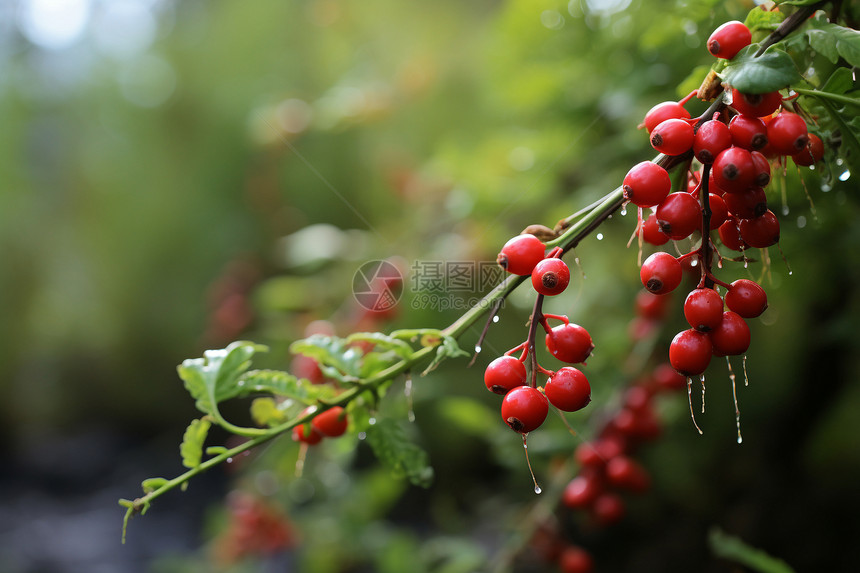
top-left (545, 367), bottom-right (591, 412)
top-left (531, 257), bottom-right (571, 296)
top-left (497, 234), bottom-right (546, 276)
top-left (545, 323), bottom-right (594, 364)
top-left (623, 161), bottom-right (672, 208)
top-left (501, 386), bottom-right (549, 433)
top-left (484, 355), bottom-right (527, 395)
top-left (312, 406), bottom-right (349, 437)
top-left (707, 21), bottom-right (751, 59)
top-left (639, 212), bottom-right (671, 245)
top-left (640, 252), bottom-right (682, 295)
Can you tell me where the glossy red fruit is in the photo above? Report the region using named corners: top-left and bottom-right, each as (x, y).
top-left (739, 210), bottom-right (780, 248)
top-left (708, 21), bottom-right (751, 59)
top-left (484, 355), bottom-right (527, 395)
top-left (713, 146), bottom-right (756, 192)
top-left (546, 323), bottom-right (594, 364)
top-left (574, 436), bottom-right (626, 467)
top-left (684, 288), bottom-right (724, 331)
top-left (725, 279), bottom-right (768, 318)
top-left (792, 133), bottom-right (824, 166)
top-left (729, 114), bottom-right (769, 150)
top-left (643, 101), bottom-right (691, 133)
top-left (730, 89), bottom-right (783, 118)
top-left (710, 311), bottom-right (751, 356)
top-left (591, 492), bottom-right (626, 526)
top-left (531, 257), bottom-right (570, 296)
top-left (558, 546), bottom-right (595, 573)
top-left (650, 118), bottom-right (695, 155)
top-left (562, 473), bottom-right (604, 509)
top-left (707, 193), bottom-right (729, 229)
top-left (723, 186), bottom-right (768, 220)
top-left (312, 406), bottom-right (348, 437)
top-left (545, 367), bottom-right (591, 412)
top-left (501, 386), bottom-right (548, 433)
top-left (718, 218), bottom-right (747, 251)
top-left (606, 455), bottom-right (651, 493)
top-left (750, 151), bottom-right (772, 187)
top-left (653, 361), bottom-right (687, 392)
top-left (623, 161), bottom-right (672, 208)
top-left (640, 252), bottom-right (682, 295)
top-left (656, 192), bottom-right (701, 240)
top-left (292, 423), bottom-right (323, 445)
top-left (669, 328), bottom-right (713, 376)
top-left (497, 234), bottom-right (545, 276)
top-left (767, 112), bottom-right (809, 156)
top-left (639, 212), bottom-right (671, 245)
top-left (694, 119), bottom-right (732, 164)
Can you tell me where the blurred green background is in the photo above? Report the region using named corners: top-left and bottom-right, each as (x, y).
top-left (1, 0), bottom-right (858, 572)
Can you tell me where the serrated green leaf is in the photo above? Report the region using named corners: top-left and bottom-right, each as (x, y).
top-left (721, 44), bottom-right (802, 93)
top-left (250, 397), bottom-right (286, 427)
top-left (346, 332), bottom-right (414, 360)
top-left (177, 341), bottom-right (268, 415)
top-left (366, 418), bottom-right (434, 487)
top-left (744, 6), bottom-right (786, 34)
top-left (709, 528), bottom-right (795, 573)
top-left (180, 418), bottom-right (212, 468)
top-left (141, 477), bottom-right (168, 494)
top-left (806, 16), bottom-right (860, 67)
top-left (291, 334), bottom-right (363, 378)
top-left (239, 369), bottom-right (338, 404)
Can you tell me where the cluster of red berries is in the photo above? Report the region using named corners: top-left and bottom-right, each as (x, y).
top-left (215, 492), bottom-right (295, 564)
top-left (292, 405), bottom-right (349, 445)
top-left (485, 235), bottom-right (594, 438)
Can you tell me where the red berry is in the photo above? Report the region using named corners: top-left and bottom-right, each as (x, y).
top-left (725, 279), bottom-right (768, 318)
top-left (546, 323), bottom-right (594, 364)
top-left (710, 311), bottom-right (751, 356)
top-left (767, 112), bottom-right (809, 156)
top-left (656, 192), bottom-right (701, 240)
top-left (635, 289), bottom-right (670, 320)
top-left (562, 473), bottom-right (604, 509)
top-left (723, 186), bottom-right (768, 220)
top-left (501, 386), bottom-right (548, 433)
top-left (750, 150), bottom-right (772, 187)
top-left (653, 361), bottom-right (687, 392)
top-left (729, 114), bottom-right (769, 151)
top-left (792, 133), bottom-right (824, 166)
top-left (312, 406), bottom-right (348, 437)
top-left (484, 355), bottom-right (527, 395)
top-left (718, 218), bottom-right (747, 251)
top-left (292, 423), bottom-right (323, 445)
top-left (739, 210), bottom-right (780, 248)
top-left (545, 367), bottom-right (591, 412)
top-left (640, 252), bottom-right (682, 295)
top-left (707, 193), bottom-right (729, 229)
top-left (606, 455), bottom-right (651, 493)
top-left (650, 118), bottom-right (695, 156)
top-left (531, 257), bottom-right (571, 296)
top-left (684, 288), bottom-right (724, 331)
top-left (623, 161), bottom-right (672, 208)
top-left (559, 546), bottom-right (594, 573)
top-left (730, 89), bottom-right (783, 118)
top-left (707, 21), bottom-right (751, 59)
top-left (591, 492), bottom-right (626, 526)
top-left (639, 212), bottom-right (671, 245)
top-left (713, 146), bottom-right (756, 193)
top-left (669, 328), bottom-right (713, 376)
top-left (643, 101), bottom-right (691, 133)
top-left (693, 119), bottom-right (732, 164)
top-left (497, 234), bottom-right (546, 276)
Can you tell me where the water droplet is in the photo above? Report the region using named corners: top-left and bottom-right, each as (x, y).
top-left (839, 169), bottom-right (851, 182)
top-left (358, 432), bottom-right (367, 440)
top-left (493, 315), bottom-right (500, 323)
top-left (687, 377), bottom-right (703, 435)
top-left (797, 215), bottom-right (807, 229)
top-left (620, 207), bottom-right (627, 216)
top-left (237, 380), bottom-right (245, 387)
top-left (782, 205), bottom-right (790, 216)
top-left (368, 417), bottom-right (377, 425)
top-left (521, 434), bottom-right (542, 495)
top-left (690, 259), bottom-right (698, 267)
top-left (822, 183), bottom-right (832, 192)
top-left (596, 233), bottom-right (604, 240)
top-left (226, 458), bottom-right (233, 464)
top-left (534, 485), bottom-right (542, 494)
top-left (474, 345), bottom-right (482, 353)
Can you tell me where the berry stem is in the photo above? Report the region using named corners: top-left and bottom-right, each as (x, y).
top-left (526, 294), bottom-right (546, 388)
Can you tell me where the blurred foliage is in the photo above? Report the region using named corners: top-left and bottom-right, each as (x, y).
top-left (1, 0), bottom-right (859, 572)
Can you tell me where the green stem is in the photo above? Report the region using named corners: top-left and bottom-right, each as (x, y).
top-left (794, 88), bottom-right (860, 109)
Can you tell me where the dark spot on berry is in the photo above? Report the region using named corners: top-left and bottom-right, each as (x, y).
top-left (496, 253), bottom-right (509, 269)
top-left (698, 150), bottom-right (714, 164)
top-left (646, 278), bottom-right (664, 293)
top-left (650, 133), bottom-right (664, 148)
top-left (506, 417), bottom-right (526, 433)
top-left (755, 173), bottom-right (770, 187)
top-left (491, 385), bottom-right (506, 395)
top-left (722, 163), bottom-right (740, 180)
top-left (622, 184), bottom-right (634, 201)
top-left (541, 272), bottom-right (559, 289)
top-left (751, 134), bottom-right (768, 150)
top-left (708, 40), bottom-right (720, 55)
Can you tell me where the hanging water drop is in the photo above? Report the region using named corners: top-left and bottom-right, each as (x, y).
top-left (534, 485), bottom-right (543, 494)
top-left (782, 205), bottom-right (790, 216)
top-left (687, 377), bottom-right (703, 435)
top-left (700, 373), bottom-right (706, 414)
top-left (522, 434), bottom-right (542, 495)
top-left (596, 233), bottom-right (604, 240)
top-left (620, 207), bottom-right (627, 216)
top-left (474, 345), bottom-right (482, 353)
top-left (726, 357), bottom-right (743, 444)
top-left (839, 170), bottom-right (851, 182)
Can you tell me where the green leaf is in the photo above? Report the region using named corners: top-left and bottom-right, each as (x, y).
top-left (238, 368), bottom-right (336, 402)
top-left (291, 334), bottom-right (363, 378)
top-left (744, 6), bottom-right (786, 34)
top-left (422, 334), bottom-right (469, 375)
top-left (806, 15), bottom-right (860, 66)
top-left (720, 44), bottom-right (802, 94)
top-left (709, 528), bottom-right (796, 573)
top-left (821, 67), bottom-right (855, 95)
top-left (177, 341), bottom-right (268, 415)
top-left (141, 477), bottom-right (168, 494)
top-left (180, 418), bottom-right (212, 468)
top-left (346, 332), bottom-right (414, 360)
top-left (365, 418), bottom-right (434, 487)
top-left (250, 397), bottom-right (286, 426)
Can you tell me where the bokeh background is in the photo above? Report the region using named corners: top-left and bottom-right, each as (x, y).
top-left (0, 0), bottom-right (858, 571)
